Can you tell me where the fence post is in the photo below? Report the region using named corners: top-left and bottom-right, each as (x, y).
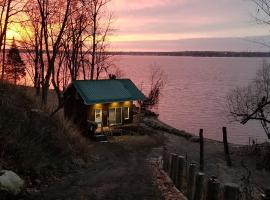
top-left (185, 152), bottom-right (188, 176)
top-left (199, 129), bottom-right (204, 171)
top-left (206, 177), bottom-right (220, 200)
top-left (222, 127), bottom-right (232, 167)
top-left (187, 163), bottom-right (196, 200)
top-left (162, 147), bottom-right (168, 172)
top-left (175, 155), bottom-right (185, 191)
top-left (169, 153), bottom-right (178, 182)
top-left (168, 153), bottom-right (173, 177)
top-left (172, 154), bottom-right (178, 183)
top-left (224, 183), bottom-right (240, 200)
top-left (194, 172), bottom-right (205, 200)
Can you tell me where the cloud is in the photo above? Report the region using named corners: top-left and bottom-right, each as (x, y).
top-left (112, 36), bottom-right (270, 52)
top-left (109, 0), bottom-right (270, 50)
top-left (111, 0), bottom-right (183, 11)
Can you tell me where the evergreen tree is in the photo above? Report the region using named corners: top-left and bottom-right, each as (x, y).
top-left (5, 38), bottom-right (26, 85)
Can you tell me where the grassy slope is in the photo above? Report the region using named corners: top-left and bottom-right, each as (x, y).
top-left (0, 82), bottom-right (90, 186)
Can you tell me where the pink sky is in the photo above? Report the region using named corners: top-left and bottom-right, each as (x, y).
top-left (108, 0), bottom-right (270, 51)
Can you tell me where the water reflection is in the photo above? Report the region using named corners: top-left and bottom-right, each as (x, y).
top-left (116, 56), bottom-right (269, 144)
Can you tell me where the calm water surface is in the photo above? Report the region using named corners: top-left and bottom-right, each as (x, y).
top-left (115, 55), bottom-right (270, 144)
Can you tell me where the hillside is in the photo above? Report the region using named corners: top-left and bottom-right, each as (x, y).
top-left (0, 82), bottom-right (90, 198)
top-left (0, 83), bottom-right (167, 200)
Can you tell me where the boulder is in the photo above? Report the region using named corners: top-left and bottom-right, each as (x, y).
top-left (0, 170), bottom-right (25, 195)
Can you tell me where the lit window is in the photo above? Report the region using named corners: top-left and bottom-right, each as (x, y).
top-left (109, 108), bottom-right (116, 125)
top-left (109, 108), bottom-right (122, 125)
top-left (123, 107), bottom-right (129, 119)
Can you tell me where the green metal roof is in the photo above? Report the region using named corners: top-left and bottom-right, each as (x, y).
top-left (72, 79), bottom-right (146, 105)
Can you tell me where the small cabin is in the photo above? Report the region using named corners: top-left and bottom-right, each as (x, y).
top-left (63, 79), bottom-right (146, 129)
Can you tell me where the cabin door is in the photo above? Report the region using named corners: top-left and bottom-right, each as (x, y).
top-left (95, 109), bottom-right (102, 127)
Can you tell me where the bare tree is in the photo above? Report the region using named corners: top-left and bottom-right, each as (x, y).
top-left (142, 66), bottom-right (166, 110)
top-left (16, 0), bottom-right (113, 108)
top-left (35, 0), bottom-right (71, 105)
top-left (61, 0), bottom-right (88, 82)
top-left (82, 0), bottom-right (113, 80)
top-left (227, 62), bottom-right (270, 139)
top-left (252, 0), bottom-right (270, 23)
top-left (226, 0), bottom-right (270, 139)
top-left (19, 0), bottom-right (42, 94)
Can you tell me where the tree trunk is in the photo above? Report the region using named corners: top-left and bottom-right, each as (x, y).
top-left (42, 85), bottom-right (48, 105)
top-left (2, 33), bottom-right (6, 81)
top-left (34, 35), bottom-right (40, 95)
top-left (90, 13), bottom-right (97, 80)
top-left (0, 0), bottom-right (11, 81)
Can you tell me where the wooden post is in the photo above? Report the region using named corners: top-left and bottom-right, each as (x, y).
top-left (206, 177), bottom-right (220, 200)
top-left (199, 129), bottom-right (204, 171)
top-left (162, 147), bottom-right (168, 172)
top-left (175, 156), bottom-right (185, 191)
top-left (185, 152), bottom-right (188, 176)
top-left (168, 153), bottom-right (173, 176)
top-left (194, 172), bottom-right (205, 200)
top-left (172, 154), bottom-right (178, 183)
top-left (169, 153), bottom-right (178, 182)
top-left (224, 183), bottom-right (240, 200)
top-left (187, 163), bottom-right (196, 200)
top-left (222, 127), bottom-right (232, 167)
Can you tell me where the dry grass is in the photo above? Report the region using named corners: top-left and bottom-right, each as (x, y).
top-left (0, 82), bottom-right (92, 185)
top-left (20, 85), bottom-right (93, 160)
top-left (54, 114), bottom-right (93, 161)
top-left (22, 86), bottom-right (58, 113)
top-left (109, 134), bottom-right (165, 150)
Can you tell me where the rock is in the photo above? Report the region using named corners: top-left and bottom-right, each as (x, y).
top-left (0, 170), bottom-right (25, 195)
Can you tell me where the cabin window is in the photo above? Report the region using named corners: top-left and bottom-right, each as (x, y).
top-left (109, 107), bottom-right (122, 125)
top-left (123, 107), bottom-right (129, 119)
top-left (95, 110), bottom-right (102, 119)
top-left (108, 108), bottom-right (116, 125)
top-left (95, 109), bottom-right (102, 127)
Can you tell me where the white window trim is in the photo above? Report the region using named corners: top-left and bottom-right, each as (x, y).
top-left (124, 107), bottom-right (129, 120)
top-left (94, 109), bottom-right (102, 127)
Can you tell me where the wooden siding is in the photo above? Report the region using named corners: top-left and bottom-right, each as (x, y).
top-left (64, 85), bottom-right (135, 129)
top-left (64, 86), bottom-right (88, 129)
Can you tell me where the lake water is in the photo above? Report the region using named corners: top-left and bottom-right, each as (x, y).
top-left (114, 55), bottom-right (270, 145)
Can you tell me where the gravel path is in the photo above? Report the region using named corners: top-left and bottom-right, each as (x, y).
top-left (26, 140), bottom-right (163, 200)
top-left (24, 116), bottom-right (270, 200)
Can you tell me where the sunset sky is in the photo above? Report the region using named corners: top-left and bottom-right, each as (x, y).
top-left (110, 0), bottom-right (270, 51)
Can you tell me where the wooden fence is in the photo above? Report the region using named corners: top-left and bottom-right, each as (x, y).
top-left (161, 127), bottom-right (269, 200)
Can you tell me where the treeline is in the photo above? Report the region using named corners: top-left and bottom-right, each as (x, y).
top-left (0, 0), bottom-right (115, 106)
top-left (108, 51), bottom-right (270, 57)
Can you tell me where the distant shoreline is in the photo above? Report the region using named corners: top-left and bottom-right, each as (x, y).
top-left (107, 51), bottom-right (270, 57)
top-left (18, 49), bottom-right (270, 57)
